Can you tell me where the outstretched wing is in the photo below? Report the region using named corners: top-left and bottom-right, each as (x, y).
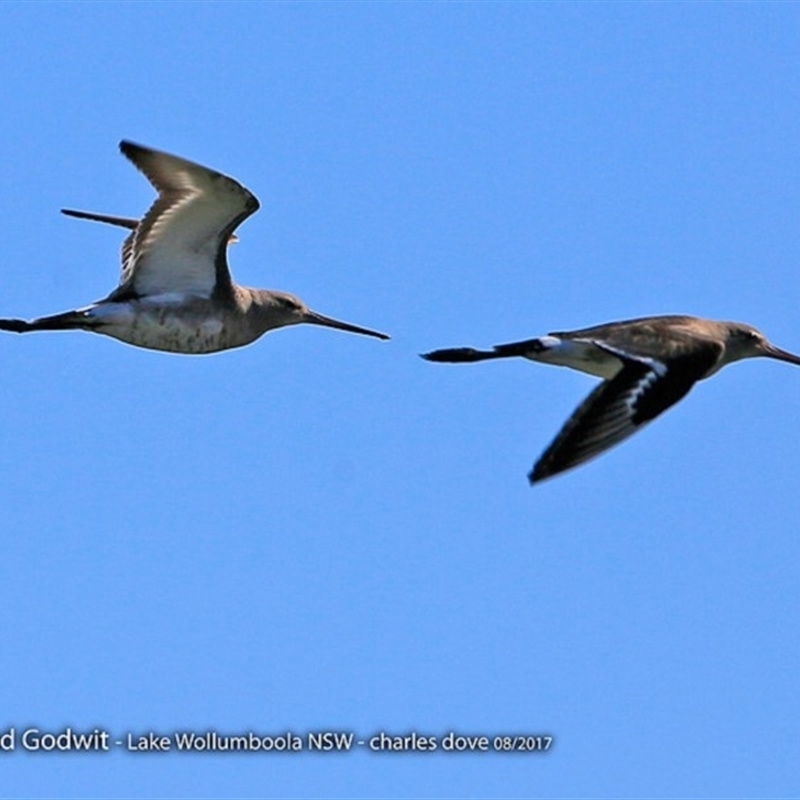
top-left (61, 208), bottom-right (140, 231)
top-left (109, 141), bottom-right (259, 299)
top-left (529, 342), bottom-right (722, 483)
top-left (61, 207), bottom-right (241, 276)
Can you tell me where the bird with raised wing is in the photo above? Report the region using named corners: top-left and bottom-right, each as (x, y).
top-left (0, 141), bottom-right (389, 353)
top-left (422, 315), bottom-right (800, 483)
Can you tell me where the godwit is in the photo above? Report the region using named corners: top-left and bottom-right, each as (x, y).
top-left (423, 315), bottom-right (800, 483)
top-left (0, 141), bottom-right (389, 353)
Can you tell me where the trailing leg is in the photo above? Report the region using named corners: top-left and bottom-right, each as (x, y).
top-left (0, 309), bottom-right (94, 334)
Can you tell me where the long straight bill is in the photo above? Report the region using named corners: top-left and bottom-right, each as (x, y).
top-left (306, 311), bottom-right (389, 341)
top-left (764, 343), bottom-right (800, 366)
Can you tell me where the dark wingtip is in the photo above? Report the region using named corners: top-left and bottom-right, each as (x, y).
top-left (529, 451), bottom-right (566, 484)
top-left (528, 466), bottom-right (547, 485)
top-left (119, 140), bottom-right (148, 162)
top-left (60, 208), bottom-right (139, 231)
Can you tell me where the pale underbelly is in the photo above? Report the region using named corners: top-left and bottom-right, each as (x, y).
top-left (525, 336), bottom-right (624, 379)
top-left (87, 302), bottom-right (255, 354)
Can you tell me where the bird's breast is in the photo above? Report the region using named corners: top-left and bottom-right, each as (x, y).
top-left (86, 297), bottom-right (257, 354)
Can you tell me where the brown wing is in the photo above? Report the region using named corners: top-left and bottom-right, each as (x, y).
top-left (530, 342), bottom-right (722, 483)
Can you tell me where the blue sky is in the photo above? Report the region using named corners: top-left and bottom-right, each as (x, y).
top-left (1, 3), bottom-right (800, 798)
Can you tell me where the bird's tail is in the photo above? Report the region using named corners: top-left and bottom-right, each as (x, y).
top-left (0, 309), bottom-right (93, 333)
top-left (421, 337), bottom-right (546, 363)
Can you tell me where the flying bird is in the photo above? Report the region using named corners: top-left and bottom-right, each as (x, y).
top-left (422, 315), bottom-right (800, 483)
top-left (0, 141), bottom-right (389, 353)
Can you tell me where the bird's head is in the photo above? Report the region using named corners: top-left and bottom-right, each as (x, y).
top-left (723, 322), bottom-right (800, 366)
top-left (256, 290), bottom-right (389, 340)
